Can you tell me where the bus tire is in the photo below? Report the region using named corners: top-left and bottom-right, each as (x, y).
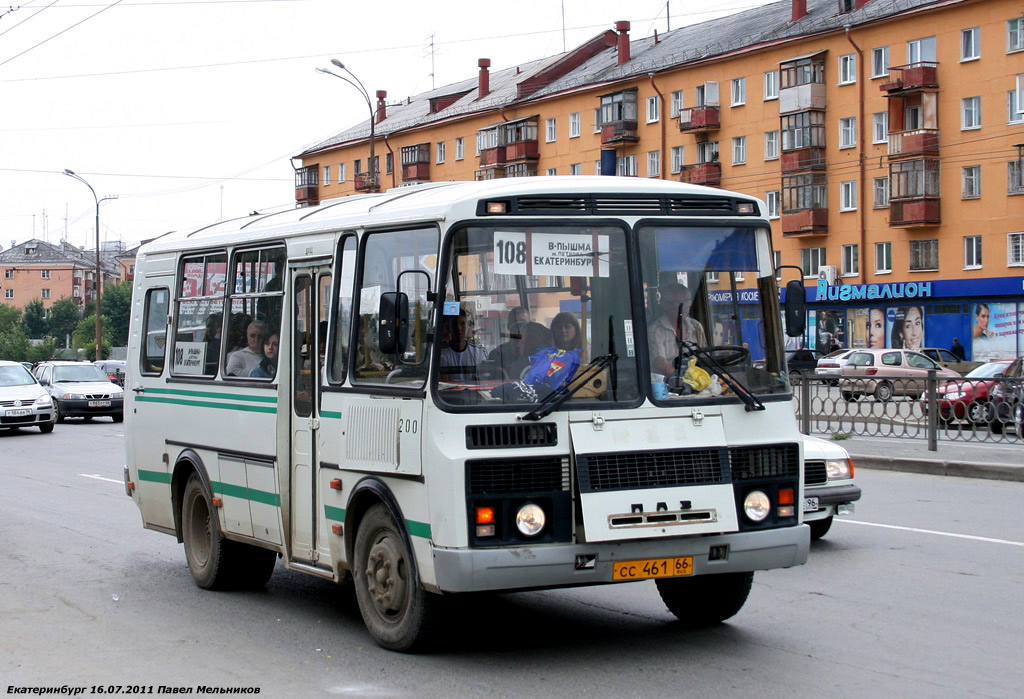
top-left (353, 503), bottom-right (435, 652)
top-left (182, 472), bottom-right (234, 591)
top-left (808, 516), bottom-right (833, 540)
top-left (656, 571), bottom-right (754, 627)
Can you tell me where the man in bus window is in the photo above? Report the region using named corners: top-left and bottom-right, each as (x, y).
top-left (226, 319), bottom-right (267, 376)
top-left (439, 308), bottom-right (487, 382)
top-left (649, 282), bottom-right (707, 378)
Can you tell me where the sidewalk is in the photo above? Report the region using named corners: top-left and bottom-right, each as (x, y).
top-left (811, 433), bottom-right (1024, 482)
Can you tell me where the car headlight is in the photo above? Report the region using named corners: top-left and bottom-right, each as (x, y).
top-left (34, 394), bottom-right (53, 406)
top-left (743, 490), bottom-right (770, 522)
top-left (64, 393), bottom-right (86, 400)
top-left (826, 458), bottom-right (854, 480)
top-left (515, 503), bottom-right (546, 536)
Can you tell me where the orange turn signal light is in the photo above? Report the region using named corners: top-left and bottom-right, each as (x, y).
top-left (211, 497), bottom-right (223, 508)
top-left (475, 506), bottom-right (495, 524)
top-left (777, 488), bottom-right (794, 505)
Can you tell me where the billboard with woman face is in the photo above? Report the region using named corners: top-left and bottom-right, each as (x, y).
top-left (972, 302), bottom-right (1017, 360)
top-left (888, 306), bottom-right (924, 350)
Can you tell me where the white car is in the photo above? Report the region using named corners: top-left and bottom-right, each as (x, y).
top-left (814, 349), bottom-right (856, 380)
top-left (802, 435), bottom-right (861, 540)
top-left (0, 360), bottom-right (57, 433)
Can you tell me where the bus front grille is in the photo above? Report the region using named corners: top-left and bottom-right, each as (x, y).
top-left (466, 423), bottom-right (557, 449)
top-left (467, 457), bottom-right (569, 495)
top-left (729, 443), bottom-right (800, 480)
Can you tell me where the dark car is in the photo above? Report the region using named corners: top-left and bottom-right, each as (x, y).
top-left (985, 357), bottom-right (1024, 434)
top-left (785, 348), bottom-right (826, 377)
top-left (33, 360), bottom-right (125, 423)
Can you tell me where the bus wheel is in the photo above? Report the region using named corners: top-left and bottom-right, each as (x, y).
top-left (656, 571), bottom-right (754, 627)
top-left (182, 473), bottom-right (232, 590)
top-left (808, 516), bottom-right (833, 540)
top-left (353, 503), bottom-right (435, 652)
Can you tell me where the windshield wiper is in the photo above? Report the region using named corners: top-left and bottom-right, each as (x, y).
top-left (520, 352), bottom-right (618, 421)
top-left (677, 341), bottom-right (765, 412)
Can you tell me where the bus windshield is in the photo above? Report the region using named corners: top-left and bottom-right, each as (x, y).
top-left (436, 224), bottom-right (640, 409)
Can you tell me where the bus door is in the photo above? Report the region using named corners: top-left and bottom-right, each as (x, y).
top-left (289, 265), bottom-right (331, 565)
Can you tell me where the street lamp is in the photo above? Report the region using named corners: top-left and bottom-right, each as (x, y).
top-left (64, 169), bottom-right (116, 360)
top-left (316, 59), bottom-right (377, 192)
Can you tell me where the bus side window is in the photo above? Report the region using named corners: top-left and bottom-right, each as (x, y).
top-left (172, 252), bottom-right (226, 378)
top-left (141, 287), bottom-right (169, 375)
top-left (224, 245), bottom-right (286, 380)
top-left (329, 235), bottom-right (357, 383)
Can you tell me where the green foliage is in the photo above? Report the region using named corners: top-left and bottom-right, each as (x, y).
top-left (830, 432), bottom-right (853, 441)
top-left (73, 313), bottom-right (113, 359)
top-left (0, 325), bottom-right (31, 360)
top-left (101, 281), bottom-right (133, 346)
top-left (0, 303), bottom-right (22, 333)
top-left (48, 298), bottom-right (82, 348)
top-left (22, 299), bottom-right (48, 338)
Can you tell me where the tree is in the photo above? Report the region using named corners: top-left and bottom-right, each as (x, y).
top-left (0, 326), bottom-right (31, 361)
top-left (73, 313), bottom-right (112, 359)
top-left (0, 303), bottom-right (21, 333)
top-left (48, 298), bottom-right (82, 348)
top-left (22, 298), bottom-right (48, 338)
top-left (101, 281), bottom-right (133, 347)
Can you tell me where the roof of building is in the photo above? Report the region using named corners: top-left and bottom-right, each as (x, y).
top-left (300, 0), bottom-right (946, 157)
top-left (0, 238), bottom-right (120, 275)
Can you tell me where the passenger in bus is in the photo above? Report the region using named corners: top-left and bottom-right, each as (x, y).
top-left (649, 283), bottom-right (707, 379)
top-left (487, 306), bottom-right (531, 378)
top-left (439, 308), bottom-right (488, 382)
top-left (203, 312), bottom-right (222, 375)
top-left (520, 312), bottom-right (583, 392)
top-left (226, 319), bottom-right (267, 376)
top-left (250, 332), bottom-right (280, 379)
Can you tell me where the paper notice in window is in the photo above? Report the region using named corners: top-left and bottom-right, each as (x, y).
top-left (493, 232), bottom-right (609, 278)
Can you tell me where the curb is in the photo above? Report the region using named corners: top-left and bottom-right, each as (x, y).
top-left (851, 455), bottom-right (1024, 482)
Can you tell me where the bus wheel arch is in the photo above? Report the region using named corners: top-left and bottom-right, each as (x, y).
top-left (170, 450), bottom-right (211, 544)
top-left (343, 478), bottom-right (420, 581)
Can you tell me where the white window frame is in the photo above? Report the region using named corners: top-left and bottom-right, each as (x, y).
top-left (617, 154), bottom-right (637, 177)
top-left (839, 117), bottom-right (857, 148)
top-left (907, 36), bottom-right (937, 64)
top-left (545, 118), bottom-right (556, 143)
top-left (839, 54), bottom-right (857, 84)
top-left (670, 145), bottom-right (684, 174)
top-left (841, 244), bottom-right (860, 277)
top-left (873, 177), bottom-right (890, 208)
top-left (593, 108), bottom-right (602, 134)
top-left (766, 190), bottom-right (780, 219)
top-left (455, 137), bottom-right (465, 161)
top-left (41, 269), bottom-right (50, 279)
top-left (647, 150), bottom-right (660, 177)
top-left (705, 271), bottom-right (719, 284)
top-left (1009, 160), bottom-right (1024, 194)
top-left (322, 165), bottom-right (331, 186)
top-left (646, 96), bottom-right (660, 123)
top-left (338, 163), bottom-right (346, 183)
top-left (670, 90), bottom-right (684, 117)
top-left (436, 141), bottom-right (446, 164)
top-left (695, 81), bottom-right (719, 107)
top-left (764, 70), bottom-right (779, 100)
top-left (961, 27), bottom-right (980, 61)
top-left (873, 112), bottom-right (889, 144)
top-left (1009, 232), bottom-right (1024, 265)
top-left (875, 241), bottom-right (892, 274)
top-left (731, 78), bottom-right (746, 106)
top-left (1008, 18), bottom-right (1024, 53)
top-left (41, 288), bottom-right (50, 299)
top-left (1008, 88), bottom-right (1024, 123)
top-left (773, 250), bottom-right (782, 279)
top-left (961, 96), bottom-right (981, 130)
top-left (840, 181), bottom-right (858, 211)
top-left (569, 112), bottom-right (581, 138)
top-left (764, 130), bottom-right (779, 160)
top-left (964, 235), bottom-right (982, 269)
top-left (872, 47), bottom-right (889, 78)
top-left (546, 167), bottom-right (557, 176)
top-left (732, 136), bottom-right (746, 165)
top-left (801, 247), bottom-right (827, 278)
top-left (962, 165), bottom-right (981, 199)
top-left (594, 160), bottom-right (601, 175)
top-left (570, 163), bottom-right (582, 176)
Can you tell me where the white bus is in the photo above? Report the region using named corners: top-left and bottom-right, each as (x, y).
top-left (124, 177), bottom-right (810, 651)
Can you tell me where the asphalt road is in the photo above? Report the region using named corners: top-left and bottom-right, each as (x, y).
top-left (2, 420), bottom-right (1022, 698)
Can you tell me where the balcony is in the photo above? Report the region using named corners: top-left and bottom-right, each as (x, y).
top-left (401, 162), bottom-right (430, 182)
top-left (889, 198), bottom-right (940, 227)
top-left (295, 185), bottom-right (319, 205)
top-left (505, 162), bottom-right (537, 178)
top-left (679, 162), bottom-right (721, 187)
top-left (354, 172), bottom-right (378, 192)
top-left (880, 62), bottom-right (938, 93)
top-left (781, 147), bottom-right (827, 173)
top-left (782, 209), bottom-right (828, 237)
top-left (479, 146), bottom-right (507, 167)
top-left (294, 165), bottom-right (319, 206)
top-left (505, 139), bottom-right (539, 161)
top-left (600, 120), bottom-right (639, 144)
top-left (475, 167), bottom-right (506, 181)
top-left (887, 129), bottom-right (939, 158)
top-left (678, 106), bottom-right (720, 133)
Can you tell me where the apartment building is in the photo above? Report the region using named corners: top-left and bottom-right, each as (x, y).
top-left (295, 0), bottom-right (1024, 361)
top-left (0, 239), bottom-right (120, 312)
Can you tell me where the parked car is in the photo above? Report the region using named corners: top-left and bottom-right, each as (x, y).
top-left (984, 357), bottom-right (1024, 434)
top-left (94, 359), bottom-right (127, 386)
top-left (840, 348), bottom-right (960, 401)
top-left (918, 347), bottom-right (981, 376)
top-left (920, 359), bottom-right (1017, 424)
top-left (802, 435), bottom-right (860, 540)
top-left (0, 360), bottom-right (56, 433)
top-left (815, 349), bottom-right (857, 381)
top-left (786, 348), bottom-right (826, 377)
top-left (33, 360), bottom-right (125, 422)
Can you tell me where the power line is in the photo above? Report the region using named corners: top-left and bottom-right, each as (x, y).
top-left (0, 0), bottom-right (127, 70)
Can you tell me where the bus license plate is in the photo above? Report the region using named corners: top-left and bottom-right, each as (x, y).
top-left (612, 557), bottom-right (693, 581)
top-left (88, 400), bottom-right (111, 408)
top-left (6, 409), bottom-right (30, 417)
top-left (803, 496), bottom-right (819, 513)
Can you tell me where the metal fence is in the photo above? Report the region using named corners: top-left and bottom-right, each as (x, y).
top-left (792, 371), bottom-right (1024, 449)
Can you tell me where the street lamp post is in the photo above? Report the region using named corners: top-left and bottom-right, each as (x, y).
top-left (316, 60), bottom-right (377, 191)
top-left (64, 169), bottom-right (115, 360)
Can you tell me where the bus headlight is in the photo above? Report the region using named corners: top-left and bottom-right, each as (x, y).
top-left (515, 503), bottom-right (546, 536)
top-left (743, 490), bottom-right (771, 522)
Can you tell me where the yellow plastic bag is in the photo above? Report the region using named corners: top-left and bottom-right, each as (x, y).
top-left (681, 357), bottom-right (711, 392)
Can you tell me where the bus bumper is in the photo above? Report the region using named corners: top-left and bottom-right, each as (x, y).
top-left (430, 525), bottom-right (809, 593)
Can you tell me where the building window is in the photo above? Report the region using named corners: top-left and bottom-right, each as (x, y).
top-left (4, 289), bottom-right (12, 299)
top-left (909, 239), bottom-right (939, 271)
top-left (705, 271), bottom-right (719, 284)
top-left (873, 177), bottom-right (890, 208)
top-left (41, 289), bottom-right (50, 299)
top-left (782, 172), bottom-right (827, 212)
top-left (436, 141), bottom-right (446, 164)
top-left (891, 159), bottom-right (940, 199)
top-left (1007, 88), bottom-right (1024, 123)
top-left (647, 150), bottom-right (660, 177)
top-left (840, 181), bottom-right (857, 211)
top-left (731, 77), bottom-right (745, 106)
top-left (354, 159), bottom-right (361, 175)
top-left (570, 163), bottom-right (581, 176)
top-left (338, 163), bottom-right (346, 182)
top-left (764, 130), bottom-right (779, 160)
top-left (842, 244), bottom-right (859, 276)
top-left (1009, 232), bottom-right (1024, 265)
top-left (545, 118), bottom-right (556, 143)
top-left (594, 160), bottom-right (601, 175)
top-left (3, 269), bottom-right (12, 279)
top-left (569, 112), bottom-right (580, 138)
top-left (600, 89), bottom-right (638, 125)
top-left (773, 250), bottom-right (782, 279)
top-left (839, 117), bottom-right (857, 148)
top-left (839, 54), bottom-right (856, 84)
top-left (764, 70), bottom-right (779, 100)
top-left (696, 141), bottom-right (719, 164)
top-left (617, 154), bottom-right (637, 177)
top-left (41, 269), bottom-right (50, 279)
top-left (670, 90), bottom-right (684, 117)
top-left (128, 264), bottom-right (135, 275)
top-left (871, 46), bottom-right (889, 78)
top-left (695, 81), bottom-right (719, 107)
top-left (1009, 18), bottom-right (1024, 52)
top-left (455, 137), bottom-right (465, 161)
top-left (962, 27), bottom-right (980, 61)
top-left (875, 242), bottom-right (892, 273)
top-left (962, 96), bottom-right (981, 130)
top-left (964, 235), bottom-right (982, 269)
top-left (781, 110), bottom-right (825, 150)
top-left (646, 95), bottom-right (660, 123)
top-left (732, 136), bottom-right (746, 165)
top-left (873, 112), bottom-right (889, 144)
top-left (593, 108), bottom-right (601, 133)
top-left (962, 165), bottom-right (981, 199)
top-left (546, 167), bottom-right (557, 176)
top-left (766, 190), bottom-right (780, 219)
top-left (322, 165), bottom-right (330, 186)
top-left (907, 36), bottom-right (936, 63)
top-left (780, 57), bottom-right (824, 88)
top-left (800, 247), bottom-right (826, 278)
top-left (670, 146), bottom-right (684, 174)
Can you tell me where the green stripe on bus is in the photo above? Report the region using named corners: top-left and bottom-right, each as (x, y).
top-left (136, 395), bottom-right (277, 414)
top-left (324, 505), bottom-right (346, 522)
top-left (138, 469), bottom-right (172, 484)
top-left (321, 410), bottom-right (342, 419)
top-left (211, 480), bottom-right (281, 507)
top-left (406, 520), bottom-right (431, 539)
top-left (143, 387), bottom-right (278, 403)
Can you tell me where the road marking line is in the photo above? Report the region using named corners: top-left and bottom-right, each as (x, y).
top-left (839, 519), bottom-right (1024, 547)
top-left (79, 474), bottom-right (122, 484)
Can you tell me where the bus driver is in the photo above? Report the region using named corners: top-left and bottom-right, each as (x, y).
top-left (649, 282), bottom-right (707, 379)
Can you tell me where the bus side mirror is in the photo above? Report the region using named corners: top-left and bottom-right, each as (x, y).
top-left (378, 292), bottom-right (409, 355)
top-left (784, 279), bottom-right (806, 337)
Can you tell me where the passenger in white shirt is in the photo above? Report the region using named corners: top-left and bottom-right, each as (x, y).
top-left (226, 320), bottom-right (267, 377)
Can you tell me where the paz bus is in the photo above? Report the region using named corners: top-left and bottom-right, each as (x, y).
top-left (123, 177), bottom-right (809, 651)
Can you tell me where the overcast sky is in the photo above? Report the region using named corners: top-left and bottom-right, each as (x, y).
top-left (0, 0), bottom-right (771, 252)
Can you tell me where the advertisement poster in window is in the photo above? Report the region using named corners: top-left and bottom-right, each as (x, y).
top-left (971, 302), bottom-right (1017, 360)
top-left (846, 308), bottom-right (870, 349)
top-left (888, 305), bottom-right (925, 350)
